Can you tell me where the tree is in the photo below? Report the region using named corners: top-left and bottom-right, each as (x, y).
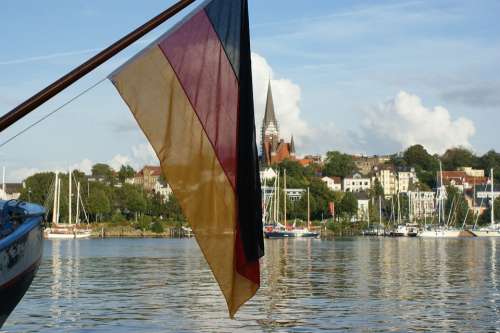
top-left (478, 196), bottom-right (500, 225)
top-left (402, 145), bottom-right (439, 189)
top-left (478, 150), bottom-right (500, 183)
top-left (371, 178), bottom-right (384, 198)
top-left (404, 144), bottom-right (439, 171)
top-left (441, 147), bottom-right (479, 171)
top-left (338, 192), bottom-right (357, 220)
top-left (91, 163), bottom-right (115, 183)
top-left (323, 151), bottom-right (357, 177)
top-left (19, 172), bottom-right (55, 206)
top-left (87, 189), bottom-right (111, 222)
top-left (118, 165), bottom-right (135, 183)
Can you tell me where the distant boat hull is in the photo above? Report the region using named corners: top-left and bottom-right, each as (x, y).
top-left (470, 229), bottom-right (500, 237)
top-left (44, 226), bottom-right (91, 239)
top-left (264, 229), bottom-right (320, 239)
top-left (418, 229), bottom-right (461, 238)
top-left (0, 203), bottom-right (44, 328)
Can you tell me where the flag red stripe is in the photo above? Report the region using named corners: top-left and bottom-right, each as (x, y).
top-left (158, 10), bottom-right (239, 190)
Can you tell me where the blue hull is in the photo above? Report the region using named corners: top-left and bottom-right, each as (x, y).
top-left (0, 201), bottom-right (44, 328)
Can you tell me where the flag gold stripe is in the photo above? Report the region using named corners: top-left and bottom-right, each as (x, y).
top-left (110, 45), bottom-right (255, 315)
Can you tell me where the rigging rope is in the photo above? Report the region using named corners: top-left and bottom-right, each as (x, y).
top-left (0, 77), bottom-right (107, 149)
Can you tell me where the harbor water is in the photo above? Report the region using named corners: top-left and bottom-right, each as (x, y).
top-left (2, 237), bottom-right (499, 332)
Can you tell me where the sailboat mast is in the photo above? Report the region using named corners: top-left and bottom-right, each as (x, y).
top-left (307, 187), bottom-right (310, 229)
top-left (283, 169), bottom-right (287, 228)
top-left (68, 168), bottom-right (72, 225)
top-left (56, 178), bottom-right (61, 224)
top-left (277, 170), bottom-right (280, 223)
top-left (76, 181), bottom-right (81, 224)
top-left (491, 168), bottom-right (495, 227)
top-left (52, 172), bottom-right (59, 224)
top-left (379, 196), bottom-right (382, 226)
top-left (397, 192), bottom-right (401, 224)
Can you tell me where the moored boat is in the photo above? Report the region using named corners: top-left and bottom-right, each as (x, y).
top-left (0, 200), bottom-right (45, 328)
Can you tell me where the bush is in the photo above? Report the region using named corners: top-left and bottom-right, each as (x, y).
top-left (136, 215), bottom-right (152, 231)
top-left (151, 221), bottom-right (165, 234)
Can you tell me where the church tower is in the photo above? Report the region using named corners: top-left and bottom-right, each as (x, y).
top-left (261, 81), bottom-right (279, 148)
top-left (261, 81), bottom-right (295, 165)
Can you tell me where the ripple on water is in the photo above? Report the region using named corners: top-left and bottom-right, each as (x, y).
top-left (2, 237), bottom-right (500, 332)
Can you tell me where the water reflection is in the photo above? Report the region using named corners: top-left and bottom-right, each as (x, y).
top-left (2, 238), bottom-right (500, 332)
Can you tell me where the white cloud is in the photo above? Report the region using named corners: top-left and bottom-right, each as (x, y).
top-left (108, 154), bottom-right (131, 171)
top-left (131, 143), bottom-right (158, 167)
top-left (251, 52), bottom-right (311, 149)
top-left (362, 91), bottom-right (475, 154)
top-left (70, 158), bottom-right (93, 174)
top-left (9, 168), bottom-right (39, 183)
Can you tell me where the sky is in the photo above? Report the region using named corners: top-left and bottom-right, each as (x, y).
top-left (1, 0), bottom-right (499, 181)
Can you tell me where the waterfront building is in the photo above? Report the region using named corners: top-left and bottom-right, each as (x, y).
top-left (344, 173), bottom-right (371, 192)
top-left (458, 167), bottom-right (485, 178)
top-left (374, 167), bottom-right (397, 197)
top-left (473, 184), bottom-right (500, 215)
top-left (442, 171), bottom-right (488, 192)
top-left (354, 192), bottom-right (370, 222)
top-left (261, 81), bottom-right (295, 165)
top-left (397, 168), bottom-right (419, 193)
top-left (260, 167), bottom-right (277, 182)
top-left (285, 188), bottom-right (306, 202)
top-left (408, 191), bottom-right (435, 219)
top-left (321, 176), bottom-right (342, 191)
top-left (128, 165), bottom-right (172, 201)
top-left (297, 154), bottom-right (323, 167)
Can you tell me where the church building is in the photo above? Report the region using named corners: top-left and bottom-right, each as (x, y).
top-left (261, 82), bottom-right (295, 165)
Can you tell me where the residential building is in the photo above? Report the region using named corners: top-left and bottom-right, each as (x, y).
top-left (374, 167), bottom-right (397, 197)
top-left (261, 82), bottom-right (296, 165)
top-left (354, 192), bottom-right (370, 222)
top-left (474, 184), bottom-right (500, 207)
top-left (260, 167), bottom-right (277, 182)
top-left (408, 191), bottom-right (435, 219)
top-left (128, 165), bottom-right (172, 201)
top-left (397, 168), bottom-right (419, 193)
top-left (321, 176), bottom-right (342, 191)
top-left (343, 173), bottom-right (371, 192)
top-left (442, 171), bottom-right (488, 192)
top-left (458, 167), bottom-right (485, 178)
top-left (285, 188), bottom-right (306, 202)
top-left (297, 155), bottom-right (323, 167)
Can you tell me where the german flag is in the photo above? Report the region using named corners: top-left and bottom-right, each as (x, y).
top-left (109, 0), bottom-right (264, 317)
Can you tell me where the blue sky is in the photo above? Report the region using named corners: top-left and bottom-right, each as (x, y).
top-left (1, 0), bottom-right (499, 181)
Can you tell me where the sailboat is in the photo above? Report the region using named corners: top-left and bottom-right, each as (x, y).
top-left (263, 170), bottom-right (319, 238)
top-left (419, 161), bottom-right (461, 237)
top-left (472, 168), bottom-right (500, 237)
top-left (44, 169), bottom-right (91, 239)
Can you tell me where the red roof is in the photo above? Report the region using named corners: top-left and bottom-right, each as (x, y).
top-left (136, 165), bottom-right (162, 177)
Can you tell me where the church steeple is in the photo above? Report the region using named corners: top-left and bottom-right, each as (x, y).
top-left (263, 81), bottom-right (278, 131)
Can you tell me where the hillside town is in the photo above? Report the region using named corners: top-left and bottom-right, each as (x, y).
top-left (1, 82), bottom-right (499, 230)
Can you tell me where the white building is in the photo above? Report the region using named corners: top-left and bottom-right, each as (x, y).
top-left (354, 192), bottom-right (370, 222)
top-left (260, 167), bottom-right (277, 182)
top-left (285, 188), bottom-right (306, 202)
top-left (321, 176), bottom-right (342, 191)
top-left (343, 173), bottom-right (371, 192)
top-left (408, 191), bottom-right (435, 219)
top-left (397, 168), bottom-right (418, 193)
top-left (374, 168), bottom-right (397, 197)
top-left (153, 181), bottom-right (172, 202)
top-left (458, 167), bottom-right (485, 178)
